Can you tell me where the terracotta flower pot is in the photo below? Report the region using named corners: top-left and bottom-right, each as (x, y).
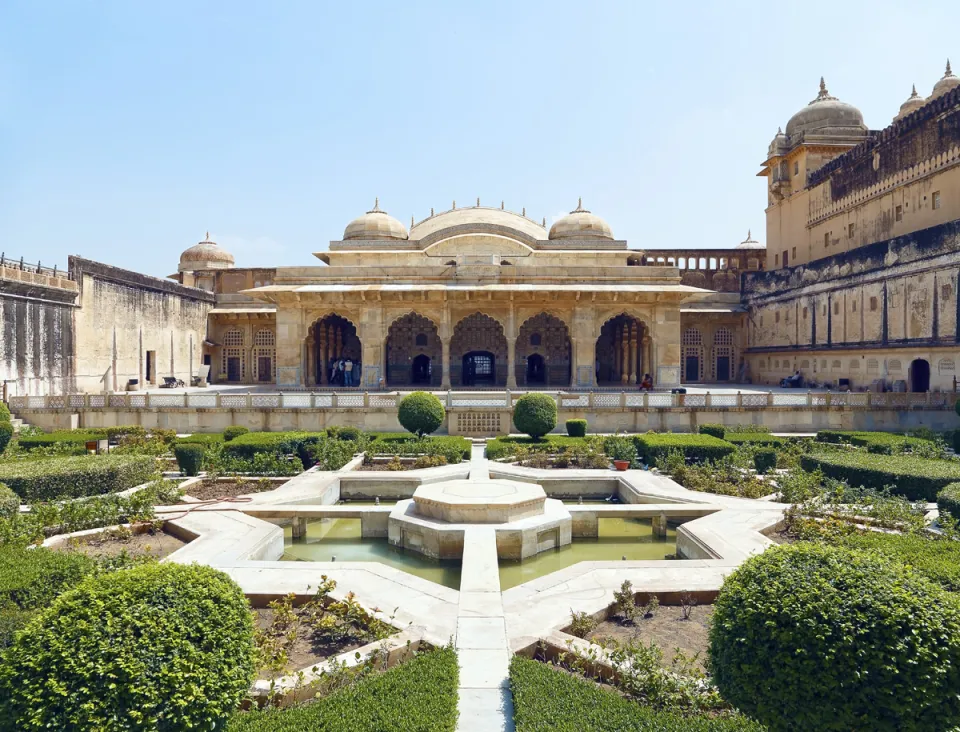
top-left (613, 460), bottom-right (630, 471)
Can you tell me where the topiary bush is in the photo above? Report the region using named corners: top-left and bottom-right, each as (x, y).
top-left (753, 448), bottom-right (777, 474)
top-left (0, 482), bottom-right (19, 519)
top-left (710, 543), bottom-right (960, 731)
top-left (0, 563), bottom-right (257, 731)
top-left (223, 426), bottom-right (250, 442)
top-left (0, 454), bottom-right (157, 501)
top-left (397, 391), bottom-right (445, 437)
top-left (173, 443), bottom-right (205, 476)
top-left (513, 393), bottom-right (557, 440)
top-left (565, 419), bottom-right (587, 437)
top-left (0, 402), bottom-right (10, 422)
top-left (332, 425), bottom-right (363, 441)
top-left (938, 482), bottom-right (960, 521)
top-left (698, 424), bottom-right (726, 439)
top-left (0, 421), bottom-right (11, 456)
top-left (17, 429), bottom-right (107, 451)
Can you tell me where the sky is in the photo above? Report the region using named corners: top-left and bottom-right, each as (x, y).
top-left (0, 0), bottom-right (955, 278)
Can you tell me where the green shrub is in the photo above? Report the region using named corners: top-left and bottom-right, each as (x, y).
top-left (17, 429), bottom-right (106, 450)
top-left (710, 543), bottom-right (960, 732)
top-left (223, 426), bottom-right (250, 442)
top-left (565, 418), bottom-right (587, 438)
top-left (837, 531), bottom-right (960, 592)
top-left (603, 436), bottom-right (636, 463)
top-left (176, 433), bottom-right (224, 446)
top-left (228, 646), bottom-right (459, 732)
top-left (173, 443), bottom-right (205, 476)
top-left (634, 433), bottom-right (734, 464)
top-left (331, 425), bottom-right (363, 441)
top-left (513, 393), bottom-right (558, 439)
top-left (397, 391), bottom-right (445, 437)
top-left (753, 448), bottom-right (777, 474)
top-left (305, 439), bottom-right (358, 471)
top-left (0, 422), bottom-right (11, 456)
top-left (486, 435), bottom-right (597, 461)
top-left (0, 483), bottom-right (18, 519)
top-left (0, 454), bottom-right (157, 501)
top-left (104, 425), bottom-right (147, 442)
top-left (724, 432), bottom-right (785, 446)
top-left (221, 431), bottom-right (316, 460)
top-left (800, 450), bottom-right (960, 501)
top-left (0, 563), bottom-right (257, 732)
top-left (938, 482), bottom-right (960, 520)
top-left (0, 403), bottom-right (10, 422)
top-left (698, 423), bottom-right (726, 439)
top-left (509, 655), bottom-right (761, 732)
top-left (815, 430), bottom-right (923, 453)
top-left (365, 435), bottom-right (469, 465)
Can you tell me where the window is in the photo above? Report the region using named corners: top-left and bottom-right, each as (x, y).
top-left (530, 333), bottom-right (542, 346)
top-left (253, 329), bottom-right (275, 347)
top-left (895, 205), bottom-right (903, 222)
top-left (870, 296), bottom-right (878, 312)
top-left (775, 253), bottom-right (780, 266)
top-left (824, 232), bottom-right (830, 248)
top-left (793, 161), bottom-right (799, 176)
top-left (934, 191), bottom-right (942, 210)
top-left (848, 223), bottom-right (856, 238)
top-left (791, 247), bottom-right (797, 260)
top-left (223, 330), bottom-right (243, 347)
top-left (834, 301), bottom-right (840, 315)
top-left (415, 333), bottom-right (428, 347)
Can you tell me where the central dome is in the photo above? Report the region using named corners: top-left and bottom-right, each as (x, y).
top-left (548, 199), bottom-right (614, 240)
top-left (785, 78), bottom-right (867, 142)
top-left (735, 230), bottom-right (765, 250)
top-left (343, 199), bottom-right (409, 241)
top-left (178, 233), bottom-right (235, 272)
top-left (409, 204), bottom-right (547, 243)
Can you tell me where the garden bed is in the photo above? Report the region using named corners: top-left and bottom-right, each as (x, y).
top-left (182, 478), bottom-right (287, 501)
top-left (53, 523), bottom-right (187, 560)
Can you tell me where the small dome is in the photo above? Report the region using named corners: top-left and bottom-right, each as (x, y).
top-left (785, 78), bottom-right (867, 142)
top-left (736, 230), bottom-right (765, 250)
top-left (894, 84), bottom-right (927, 121)
top-left (767, 127), bottom-right (788, 157)
top-left (179, 233), bottom-right (235, 271)
top-left (343, 199), bottom-right (408, 241)
top-left (931, 60), bottom-right (960, 100)
top-left (548, 198), bottom-right (614, 240)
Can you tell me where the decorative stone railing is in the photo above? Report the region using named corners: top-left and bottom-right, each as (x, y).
top-left (7, 390), bottom-right (951, 412)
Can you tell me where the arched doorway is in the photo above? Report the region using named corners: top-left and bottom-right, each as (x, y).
top-left (412, 354), bottom-right (432, 384)
top-left (516, 313), bottom-right (571, 387)
top-left (462, 351), bottom-right (495, 386)
top-left (307, 314), bottom-right (361, 387)
top-left (712, 328), bottom-right (734, 382)
top-left (526, 354), bottom-right (546, 384)
top-left (451, 313), bottom-right (507, 387)
top-left (910, 359), bottom-right (931, 392)
top-left (595, 314), bottom-right (647, 386)
top-left (682, 328), bottom-right (704, 383)
top-left (385, 313), bottom-right (440, 387)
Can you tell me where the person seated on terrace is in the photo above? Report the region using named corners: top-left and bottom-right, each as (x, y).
top-left (640, 373), bottom-right (654, 391)
top-left (780, 370), bottom-right (803, 388)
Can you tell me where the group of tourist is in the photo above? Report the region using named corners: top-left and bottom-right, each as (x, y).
top-left (328, 358), bottom-right (358, 386)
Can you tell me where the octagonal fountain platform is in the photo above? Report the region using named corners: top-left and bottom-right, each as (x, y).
top-left (388, 476), bottom-right (572, 561)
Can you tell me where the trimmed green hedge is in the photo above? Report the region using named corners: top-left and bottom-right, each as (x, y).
top-left (0, 454), bottom-right (157, 501)
top-left (816, 430), bottom-right (927, 454)
top-left (509, 656), bottom-right (762, 732)
top-left (366, 434), bottom-right (470, 460)
top-left (486, 435), bottom-right (595, 461)
top-left (801, 451), bottom-right (960, 500)
top-left (724, 432), bottom-right (786, 446)
top-left (17, 429), bottom-right (106, 450)
top-left (513, 393), bottom-right (558, 439)
top-left (634, 433), bottom-right (735, 464)
top-left (837, 531), bottom-right (960, 592)
top-left (938, 482), bottom-right (960, 521)
top-left (565, 419), bottom-right (587, 437)
top-left (710, 543), bottom-right (960, 731)
top-left (0, 422), bottom-right (11, 456)
top-left (227, 646), bottom-right (459, 732)
top-left (754, 448), bottom-right (777, 474)
top-left (397, 391), bottom-right (445, 437)
top-left (221, 431), bottom-right (319, 460)
top-left (0, 483), bottom-right (18, 519)
top-left (173, 443), bottom-right (204, 476)
top-left (176, 433), bottom-right (225, 446)
top-left (0, 563), bottom-right (257, 732)
top-left (223, 426), bottom-right (250, 441)
top-left (698, 424), bottom-right (726, 439)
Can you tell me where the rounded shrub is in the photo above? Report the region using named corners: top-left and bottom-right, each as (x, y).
top-left (938, 482), bottom-right (960, 520)
top-left (565, 419), bottom-right (587, 437)
top-left (0, 421), bottom-right (11, 456)
top-left (0, 482), bottom-right (19, 519)
top-left (710, 543), bottom-right (960, 731)
top-left (0, 402), bottom-right (10, 422)
top-left (513, 393), bottom-right (557, 440)
top-left (753, 448), bottom-right (777, 474)
top-left (0, 563), bottom-right (257, 731)
top-left (223, 425), bottom-right (250, 442)
top-left (173, 443), bottom-right (205, 476)
top-left (698, 423), bottom-right (726, 439)
top-left (335, 425), bottom-right (362, 441)
top-left (397, 391), bottom-right (445, 437)
top-left (953, 428), bottom-right (960, 455)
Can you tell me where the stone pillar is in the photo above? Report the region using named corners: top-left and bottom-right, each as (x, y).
top-left (441, 338), bottom-right (451, 390)
top-left (652, 513), bottom-right (667, 538)
top-left (629, 323), bottom-right (638, 384)
top-left (642, 335), bottom-right (651, 382)
top-left (318, 330), bottom-right (327, 385)
top-left (620, 327), bottom-right (629, 385)
top-left (569, 338), bottom-right (578, 388)
top-left (506, 308), bottom-right (518, 389)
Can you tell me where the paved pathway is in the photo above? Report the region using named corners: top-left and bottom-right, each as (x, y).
top-left (455, 445), bottom-right (514, 731)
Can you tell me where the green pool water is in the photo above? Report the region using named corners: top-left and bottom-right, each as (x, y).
top-left (281, 515), bottom-right (676, 591)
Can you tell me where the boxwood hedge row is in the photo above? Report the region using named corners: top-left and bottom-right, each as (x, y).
top-left (938, 482), bottom-right (960, 521)
top-left (485, 435), bottom-right (597, 461)
top-left (0, 454), bottom-right (157, 501)
top-left (800, 451), bottom-right (960, 500)
top-left (838, 530), bottom-right (960, 592)
top-left (634, 433), bottom-right (735, 464)
top-left (723, 433), bottom-right (786, 446)
top-left (508, 655), bottom-right (762, 731)
top-left (227, 646), bottom-right (460, 732)
top-left (17, 429), bottom-right (106, 451)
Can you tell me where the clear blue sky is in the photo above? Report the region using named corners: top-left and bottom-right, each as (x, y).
top-left (0, 1), bottom-right (954, 277)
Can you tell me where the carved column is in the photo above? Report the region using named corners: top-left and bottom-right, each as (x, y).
top-left (506, 309), bottom-right (518, 389)
top-left (629, 323), bottom-right (638, 384)
top-left (620, 326), bottom-right (629, 385)
top-left (441, 338), bottom-right (451, 390)
top-left (642, 335), bottom-right (652, 381)
top-left (318, 329), bottom-right (327, 385)
top-left (569, 338), bottom-right (578, 388)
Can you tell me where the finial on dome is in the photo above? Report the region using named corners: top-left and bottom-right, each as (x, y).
top-left (501, 200), bottom-right (504, 210)
top-left (777, 126), bottom-right (783, 134)
top-left (476, 197), bottom-right (480, 207)
top-left (911, 83), bottom-right (919, 98)
top-left (204, 231), bottom-right (210, 242)
top-left (945, 59), bottom-right (955, 77)
top-left (571, 197), bottom-right (590, 213)
top-left (747, 229), bottom-right (752, 240)
top-left (541, 216), bottom-right (546, 226)
top-left (452, 200), bottom-right (456, 210)
top-left (411, 215), bottom-right (414, 228)
top-left (430, 207), bottom-right (434, 216)
top-left (367, 197), bottom-right (383, 214)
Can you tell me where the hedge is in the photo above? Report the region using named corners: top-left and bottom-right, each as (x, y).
top-left (0, 422), bottom-right (11, 455)
top-left (513, 393), bottom-right (558, 439)
top-left (16, 429), bottom-right (107, 451)
top-left (565, 419), bottom-right (587, 437)
top-left (227, 646), bottom-right (459, 732)
top-left (366, 435), bottom-right (470, 463)
top-left (698, 424), bottom-right (726, 439)
top-left (724, 432), bottom-right (786, 446)
top-left (486, 435), bottom-right (596, 461)
top-left (176, 433), bottom-right (225, 446)
top-left (508, 656), bottom-right (762, 732)
top-left (0, 563), bottom-right (257, 732)
top-left (837, 530), bottom-right (960, 592)
top-left (815, 430), bottom-right (926, 453)
top-left (0, 483), bottom-right (17, 519)
top-left (0, 402), bottom-right (10, 422)
top-left (397, 391), bottom-right (446, 437)
top-left (754, 448), bottom-right (777, 474)
top-left (221, 431), bottom-right (319, 460)
top-left (634, 433), bottom-right (735, 464)
top-left (710, 543), bottom-right (960, 731)
top-left (938, 482), bottom-right (960, 521)
top-left (173, 443), bottom-right (204, 476)
top-left (800, 451), bottom-right (960, 500)
top-left (0, 454), bottom-right (157, 501)
top-left (223, 426), bottom-right (250, 441)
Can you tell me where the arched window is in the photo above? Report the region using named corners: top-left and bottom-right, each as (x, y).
top-left (530, 333), bottom-right (542, 346)
top-left (223, 330), bottom-right (243, 347)
top-left (253, 329), bottom-right (275, 347)
top-left (415, 333), bottom-right (428, 347)
top-left (681, 328), bottom-right (704, 382)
